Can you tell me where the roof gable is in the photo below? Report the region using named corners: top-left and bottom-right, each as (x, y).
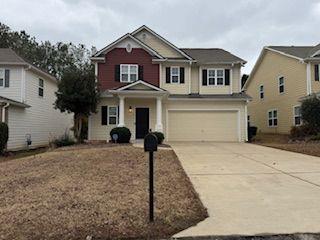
top-left (131, 25), bottom-right (193, 60)
top-left (114, 80), bottom-right (166, 92)
top-left (92, 33), bottom-right (164, 59)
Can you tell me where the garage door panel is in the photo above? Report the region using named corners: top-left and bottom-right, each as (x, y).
top-left (168, 110), bottom-right (238, 142)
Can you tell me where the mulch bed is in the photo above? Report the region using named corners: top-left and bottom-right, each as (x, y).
top-left (0, 145), bottom-right (207, 240)
top-left (253, 133), bottom-right (320, 157)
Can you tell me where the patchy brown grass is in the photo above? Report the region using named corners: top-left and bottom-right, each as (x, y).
top-left (253, 133), bottom-right (320, 157)
top-left (0, 147), bottom-right (48, 162)
top-left (0, 145), bottom-right (207, 240)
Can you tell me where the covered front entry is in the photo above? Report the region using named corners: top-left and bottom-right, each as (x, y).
top-left (135, 108), bottom-right (149, 139)
top-left (167, 110), bottom-right (240, 142)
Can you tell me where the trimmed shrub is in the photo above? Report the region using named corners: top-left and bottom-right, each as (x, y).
top-left (248, 126), bottom-right (257, 142)
top-left (290, 124), bottom-right (317, 140)
top-left (0, 122), bottom-right (9, 154)
top-left (53, 133), bottom-right (75, 147)
top-left (301, 96), bottom-right (320, 133)
top-left (152, 132), bottom-right (165, 144)
top-left (110, 127), bottom-right (131, 143)
top-left (309, 133), bottom-right (320, 141)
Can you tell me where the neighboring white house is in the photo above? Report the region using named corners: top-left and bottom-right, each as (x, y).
top-left (0, 48), bottom-right (73, 150)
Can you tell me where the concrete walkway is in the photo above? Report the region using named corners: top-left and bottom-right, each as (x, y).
top-left (171, 142), bottom-right (320, 238)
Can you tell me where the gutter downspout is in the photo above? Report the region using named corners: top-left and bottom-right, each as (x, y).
top-left (2, 102), bottom-right (9, 123)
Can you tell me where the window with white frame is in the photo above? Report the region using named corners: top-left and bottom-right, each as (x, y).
top-left (259, 85), bottom-right (264, 99)
top-left (207, 69), bottom-right (224, 86)
top-left (278, 76), bottom-right (285, 93)
top-left (293, 106), bottom-right (302, 126)
top-left (120, 64), bottom-right (138, 83)
top-left (170, 67), bottom-right (180, 83)
top-left (38, 79), bottom-right (44, 97)
top-left (108, 106), bottom-right (118, 125)
top-left (0, 69), bottom-right (4, 87)
top-left (268, 110), bottom-right (278, 127)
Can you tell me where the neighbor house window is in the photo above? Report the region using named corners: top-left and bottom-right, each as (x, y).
top-left (207, 69), bottom-right (224, 86)
top-left (268, 109), bottom-right (278, 127)
top-left (108, 106), bottom-right (118, 125)
top-left (170, 67), bottom-right (180, 83)
top-left (278, 76), bottom-right (285, 94)
top-left (120, 64), bottom-right (138, 83)
top-left (259, 85), bottom-right (264, 99)
top-left (293, 106), bottom-right (302, 126)
top-left (0, 69), bottom-right (4, 87)
top-left (38, 79), bottom-right (44, 97)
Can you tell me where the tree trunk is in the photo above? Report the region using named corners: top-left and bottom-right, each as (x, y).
top-left (74, 113), bottom-right (83, 143)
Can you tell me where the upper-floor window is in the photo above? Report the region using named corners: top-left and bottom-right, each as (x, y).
top-left (120, 64), bottom-right (138, 83)
top-left (278, 76), bottom-right (284, 94)
top-left (293, 106), bottom-right (302, 126)
top-left (207, 69), bottom-right (225, 86)
top-left (315, 64), bottom-right (319, 81)
top-left (259, 85), bottom-right (264, 99)
top-left (0, 69), bottom-right (4, 87)
top-left (170, 67), bottom-right (180, 83)
top-left (39, 78), bottom-right (44, 97)
top-left (0, 69), bottom-right (9, 88)
top-left (268, 109), bottom-right (278, 127)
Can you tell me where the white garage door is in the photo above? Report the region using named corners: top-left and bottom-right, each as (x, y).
top-left (168, 110), bottom-right (239, 142)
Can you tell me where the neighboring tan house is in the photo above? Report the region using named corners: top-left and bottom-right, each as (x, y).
top-left (89, 25), bottom-right (250, 142)
top-left (244, 44), bottom-right (320, 134)
top-left (0, 48), bottom-right (73, 150)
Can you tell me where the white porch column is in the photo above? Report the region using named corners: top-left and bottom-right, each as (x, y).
top-left (118, 96), bottom-right (125, 127)
top-left (155, 97), bottom-right (163, 132)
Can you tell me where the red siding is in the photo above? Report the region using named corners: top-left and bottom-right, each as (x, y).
top-left (98, 48), bottom-right (159, 90)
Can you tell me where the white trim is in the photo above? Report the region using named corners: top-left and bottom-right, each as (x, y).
top-left (159, 64), bottom-right (162, 89)
top-left (90, 57), bottom-right (105, 62)
top-left (1, 102), bottom-right (9, 122)
top-left (307, 63), bottom-right (312, 95)
top-left (278, 76), bottom-right (285, 94)
top-left (115, 80), bottom-right (165, 91)
top-left (170, 66), bottom-right (180, 84)
top-left (230, 68), bottom-right (233, 94)
top-left (131, 25), bottom-right (194, 60)
top-left (239, 66), bottom-right (242, 92)
top-left (293, 105), bottom-right (302, 126)
top-left (168, 97), bottom-right (248, 102)
top-left (21, 68), bottom-right (26, 102)
top-left (166, 108), bottom-right (241, 142)
top-left (93, 33), bottom-right (164, 59)
top-left (0, 68), bottom-right (4, 88)
top-left (267, 109), bottom-right (278, 127)
top-left (120, 64), bottom-right (138, 83)
top-left (188, 63), bottom-right (192, 94)
top-left (198, 66), bottom-right (202, 94)
top-left (245, 102), bottom-right (248, 141)
top-left (311, 49), bottom-right (320, 57)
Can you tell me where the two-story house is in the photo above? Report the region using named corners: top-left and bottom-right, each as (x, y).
top-left (89, 26), bottom-right (250, 142)
top-left (0, 48), bottom-right (73, 150)
top-left (244, 44), bottom-right (320, 134)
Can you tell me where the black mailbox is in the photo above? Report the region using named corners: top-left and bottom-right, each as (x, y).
top-left (144, 133), bottom-right (158, 152)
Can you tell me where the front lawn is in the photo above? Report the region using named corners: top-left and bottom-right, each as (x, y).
top-left (0, 145), bottom-right (207, 240)
top-left (253, 133), bottom-right (320, 157)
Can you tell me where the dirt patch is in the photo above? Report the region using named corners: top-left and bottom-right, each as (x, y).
top-left (0, 145), bottom-right (207, 240)
top-left (253, 134), bottom-right (320, 157)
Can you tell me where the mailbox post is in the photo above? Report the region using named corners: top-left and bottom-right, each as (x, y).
top-left (144, 133), bottom-right (158, 222)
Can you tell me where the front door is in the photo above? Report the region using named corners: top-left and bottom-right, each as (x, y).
top-left (135, 108), bottom-right (149, 139)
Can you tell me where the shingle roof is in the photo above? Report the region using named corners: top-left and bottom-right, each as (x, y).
top-left (169, 92), bottom-right (251, 100)
top-left (0, 48), bottom-right (26, 64)
top-left (267, 44), bottom-right (320, 59)
top-left (180, 48), bottom-right (246, 64)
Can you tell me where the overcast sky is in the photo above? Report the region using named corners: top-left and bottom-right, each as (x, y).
top-left (1, 0), bottom-right (320, 73)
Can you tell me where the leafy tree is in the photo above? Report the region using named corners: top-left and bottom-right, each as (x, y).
top-left (241, 74), bottom-right (249, 88)
top-left (55, 65), bottom-right (100, 142)
top-left (301, 95), bottom-right (320, 132)
top-left (0, 22), bottom-right (93, 79)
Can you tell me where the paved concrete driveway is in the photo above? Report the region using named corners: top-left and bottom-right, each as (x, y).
top-left (171, 142), bottom-right (320, 238)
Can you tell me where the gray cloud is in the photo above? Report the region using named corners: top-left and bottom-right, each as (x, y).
top-left (1, 0), bottom-right (320, 73)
